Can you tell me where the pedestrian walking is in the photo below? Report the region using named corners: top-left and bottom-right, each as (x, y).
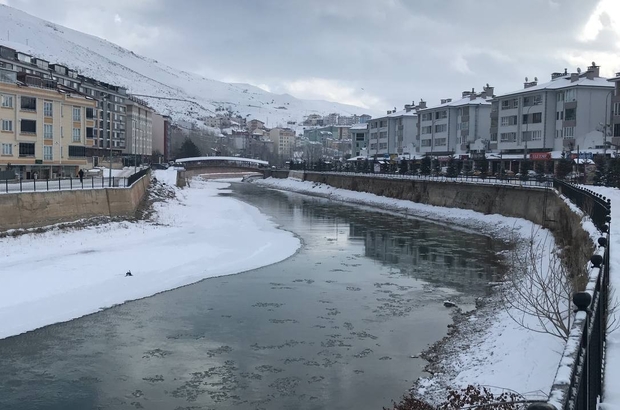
top-left (78, 169), bottom-right (84, 184)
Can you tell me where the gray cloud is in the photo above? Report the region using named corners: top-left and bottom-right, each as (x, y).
top-left (4, 0), bottom-right (619, 111)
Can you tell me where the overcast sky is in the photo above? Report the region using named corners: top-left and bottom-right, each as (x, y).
top-left (2, 0), bottom-right (620, 111)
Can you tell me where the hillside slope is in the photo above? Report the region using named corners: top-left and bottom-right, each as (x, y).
top-left (0, 4), bottom-right (372, 126)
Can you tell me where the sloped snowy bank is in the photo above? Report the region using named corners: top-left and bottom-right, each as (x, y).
top-left (0, 172), bottom-right (300, 339)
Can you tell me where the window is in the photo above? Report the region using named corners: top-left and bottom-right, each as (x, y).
top-left (565, 89), bottom-right (576, 102)
top-left (72, 128), bottom-right (81, 142)
top-left (371, 122), bottom-right (377, 129)
top-left (1, 95), bottom-right (13, 108)
top-left (379, 120), bottom-right (387, 128)
top-left (73, 107), bottom-right (81, 121)
top-left (457, 122), bottom-right (469, 130)
top-left (18, 142), bottom-right (35, 157)
top-left (458, 107), bottom-right (469, 116)
top-left (86, 127), bottom-right (95, 139)
top-left (490, 133), bottom-right (498, 142)
top-left (564, 127), bottom-right (574, 137)
top-left (43, 145), bottom-right (52, 160)
top-left (1, 143), bottom-right (12, 155)
top-left (523, 112), bottom-right (542, 124)
top-left (86, 107), bottom-right (94, 119)
top-left (68, 145), bottom-right (86, 157)
top-left (20, 119), bottom-right (36, 134)
top-left (370, 143), bottom-right (377, 150)
top-left (500, 132), bottom-right (517, 142)
top-left (501, 100), bottom-right (510, 110)
top-left (522, 130), bottom-right (542, 141)
top-left (435, 110), bottom-right (447, 120)
top-left (565, 108), bottom-right (576, 121)
top-left (421, 113), bottom-right (432, 121)
top-left (435, 138), bottom-right (447, 146)
top-left (501, 116), bottom-right (517, 126)
top-left (615, 123), bottom-right (620, 138)
top-left (435, 124), bottom-right (447, 133)
top-left (1, 119), bottom-right (12, 131)
top-left (20, 96), bottom-right (36, 111)
top-left (557, 92), bottom-right (564, 102)
top-left (523, 94), bottom-right (542, 106)
top-left (421, 139), bottom-right (431, 147)
top-left (421, 126), bottom-right (432, 134)
top-left (44, 124), bottom-right (53, 139)
top-left (556, 130), bottom-right (562, 139)
top-left (379, 131), bottom-right (387, 139)
top-left (379, 142), bottom-right (388, 150)
top-left (614, 103), bottom-right (620, 116)
top-left (44, 101), bottom-right (53, 117)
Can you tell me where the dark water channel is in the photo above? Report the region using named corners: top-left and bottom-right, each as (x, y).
top-left (0, 183), bottom-right (507, 410)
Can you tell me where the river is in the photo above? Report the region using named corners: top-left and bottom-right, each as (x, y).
top-left (0, 182), bottom-right (507, 410)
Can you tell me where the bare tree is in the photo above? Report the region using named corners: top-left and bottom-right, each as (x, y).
top-left (500, 226), bottom-right (583, 341)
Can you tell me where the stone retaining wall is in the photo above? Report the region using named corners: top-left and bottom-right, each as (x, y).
top-left (0, 173), bottom-right (150, 231)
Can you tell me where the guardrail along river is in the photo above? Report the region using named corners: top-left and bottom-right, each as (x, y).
top-left (0, 182), bottom-right (509, 410)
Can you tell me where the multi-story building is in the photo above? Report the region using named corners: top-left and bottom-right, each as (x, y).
top-left (494, 64), bottom-right (612, 157)
top-left (248, 119), bottom-right (265, 134)
top-left (0, 45), bottom-right (128, 162)
top-left (0, 67), bottom-right (97, 179)
top-left (350, 123), bottom-right (368, 157)
top-left (303, 125), bottom-right (350, 143)
top-left (416, 86), bottom-right (494, 158)
top-left (268, 127), bottom-right (295, 157)
top-left (125, 96), bottom-right (154, 164)
top-left (605, 72), bottom-right (620, 150)
top-left (368, 103), bottom-right (420, 158)
top-left (204, 116), bottom-right (224, 128)
top-left (359, 114), bottom-right (372, 124)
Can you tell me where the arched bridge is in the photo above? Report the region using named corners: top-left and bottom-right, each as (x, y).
top-left (175, 156), bottom-right (269, 179)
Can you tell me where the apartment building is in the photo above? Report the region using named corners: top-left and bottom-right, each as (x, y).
top-left (0, 45), bottom-right (128, 161)
top-left (268, 127), bottom-right (295, 157)
top-left (125, 96), bottom-right (154, 163)
top-left (417, 86), bottom-right (494, 158)
top-left (368, 103), bottom-right (420, 158)
top-left (493, 64), bottom-right (612, 156)
top-left (350, 123), bottom-right (368, 157)
top-left (0, 68), bottom-right (96, 179)
top-left (606, 72), bottom-right (620, 149)
top-left (248, 119), bottom-right (265, 134)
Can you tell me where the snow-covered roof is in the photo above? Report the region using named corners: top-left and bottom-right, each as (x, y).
top-left (387, 109), bottom-right (417, 118)
top-left (420, 96), bottom-right (492, 111)
top-left (498, 75), bottom-right (612, 97)
top-left (175, 156), bottom-right (269, 165)
top-left (350, 124), bottom-right (368, 130)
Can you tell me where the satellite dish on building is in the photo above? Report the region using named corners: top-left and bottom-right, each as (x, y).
top-left (534, 77), bottom-right (538, 81)
top-left (525, 77), bottom-right (529, 82)
top-left (577, 67), bottom-right (582, 74)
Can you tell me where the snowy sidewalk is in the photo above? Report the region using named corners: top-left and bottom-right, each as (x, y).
top-left (578, 186), bottom-right (620, 409)
top-left (0, 172), bottom-right (300, 339)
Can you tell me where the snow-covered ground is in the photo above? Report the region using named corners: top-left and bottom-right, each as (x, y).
top-left (253, 177), bottom-right (565, 400)
top-left (0, 170), bottom-right (300, 340)
top-left (576, 186), bottom-right (620, 409)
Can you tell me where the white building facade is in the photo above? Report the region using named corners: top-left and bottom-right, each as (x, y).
top-left (493, 64), bottom-right (612, 156)
top-left (417, 86), bottom-right (494, 157)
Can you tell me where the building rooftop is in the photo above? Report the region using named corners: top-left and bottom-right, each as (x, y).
top-left (350, 123), bottom-right (368, 130)
top-left (499, 75), bottom-right (612, 97)
top-left (419, 95), bottom-right (492, 111)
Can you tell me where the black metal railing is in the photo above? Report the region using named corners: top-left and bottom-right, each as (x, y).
top-left (127, 167), bottom-right (150, 187)
top-left (528, 183), bottom-right (611, 410)
top-left (0, 168), bottom-right (150, 194)
top-left (554, 179), bottom-right (611, 232)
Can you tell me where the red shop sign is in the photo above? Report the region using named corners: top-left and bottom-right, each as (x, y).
top-left (530, 152), bottom-right (551, 160)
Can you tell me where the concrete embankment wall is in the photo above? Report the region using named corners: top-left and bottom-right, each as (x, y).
top-left (299, 172), bottom-right (593, 268)
top-left (0, 174), bottom-right (150, 231)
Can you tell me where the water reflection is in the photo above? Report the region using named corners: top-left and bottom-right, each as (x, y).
top-left (0, 183), bottom-right (509, 410)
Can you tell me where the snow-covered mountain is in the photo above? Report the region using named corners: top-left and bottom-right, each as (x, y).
top-left (0, 5), bottom-right (374, 127)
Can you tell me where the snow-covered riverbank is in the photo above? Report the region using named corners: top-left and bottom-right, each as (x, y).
top-left (0, 173), bottom-right (300, 340)
top-left (254, 177), bottom-right (564, 402)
